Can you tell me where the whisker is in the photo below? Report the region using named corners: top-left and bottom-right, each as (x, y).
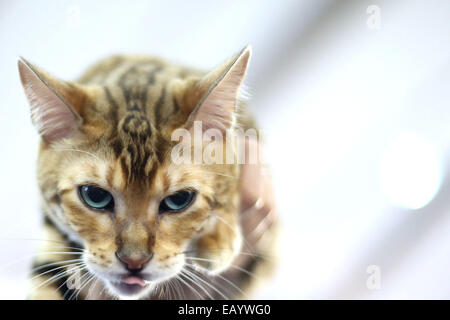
top-left (185, 262), bottom-right (247, 298)
top-left (169, 278), bottom-right (178, 300)
top-left (164, 279), bottom-right (173, 300)
top-left (39, 251), bottom-right (84, 255)
top-left (30, 261), bottom-right (84, 282)
top-left (182, 267), bottom-right (228, 300)
top-left (85, 277), bottom-right (100, 300)
top-left (64, 268), bottom-right (92, 300)
top-left (66, 271), bottom-right (89, 300)
top-left (98, 281), bottom-right (109, 299)
top-left (177, 273), bottom-right (205, 300)
top-left (172, 276), bottom-right (186, 300)
top-left (73, 272), bottom-right (96, 300)
top-left (160, 281), bottom-right (169, 299)
top-left (168, 278), bottom-right (180, 300)
top-left (32, 264), bottom-right (86, 292)
top-left (53, 264), bottom-right (88, 296)
top-left (30, 258), bottom-right (84, 274)
top-left (157, 282), bottom-right (165, 299)
top-left (186, 256), bottom-right (260, 280)
top-left (181, 269), bottom-right (213, 300)
top-left (0, 251), bottom-right (84, 272)
top-left (182, 248), bottom-right (272, 261)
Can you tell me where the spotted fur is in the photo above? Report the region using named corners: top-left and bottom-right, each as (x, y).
top-left (19, 47), bottom-right (275, 300)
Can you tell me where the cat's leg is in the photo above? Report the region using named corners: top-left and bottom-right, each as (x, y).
top-left (28, 219), bottom-right (82, 300)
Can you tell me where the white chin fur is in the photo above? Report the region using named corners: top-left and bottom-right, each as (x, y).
top-left (104, 280), bottom-right (154, 300)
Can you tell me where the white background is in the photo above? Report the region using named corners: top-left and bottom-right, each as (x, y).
top-left (0, 0), bottom-right (450, 299)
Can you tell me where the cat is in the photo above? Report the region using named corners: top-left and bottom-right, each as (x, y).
top-left (18, 46), bottom-right (277, 300)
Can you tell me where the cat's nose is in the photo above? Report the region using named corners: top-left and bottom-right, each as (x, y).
top-left (115, 252), bottom-right (153, 272)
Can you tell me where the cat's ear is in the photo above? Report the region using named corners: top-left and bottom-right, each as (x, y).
top-left (18, 57), bottom-right (84, 143)
top-left (185, 45), bottom-right (251, 132)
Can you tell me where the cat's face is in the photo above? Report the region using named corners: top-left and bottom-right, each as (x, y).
top-left (41, 135), bottom-right (240, 299)
top-left (19, 48), bottom-right (250, 299)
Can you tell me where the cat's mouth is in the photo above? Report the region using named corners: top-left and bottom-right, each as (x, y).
top-left (107, 274), bottom-right (153, 297)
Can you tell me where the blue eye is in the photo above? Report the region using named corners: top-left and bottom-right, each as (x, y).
top-left (160, 190), bottom-right (195, 213)
top-left (79, 185), bottom-right (114, 211)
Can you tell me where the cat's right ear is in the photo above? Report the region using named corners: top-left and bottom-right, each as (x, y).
top-left (18, 57), bottom-right (84, 143)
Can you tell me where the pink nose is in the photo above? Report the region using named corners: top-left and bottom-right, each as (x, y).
top-left (115, 252), bottom-right (153, 271)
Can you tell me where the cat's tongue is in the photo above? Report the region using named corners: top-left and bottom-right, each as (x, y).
top-left (123, 276), bottom-right (146, 287)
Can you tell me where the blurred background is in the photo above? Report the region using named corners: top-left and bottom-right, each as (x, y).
top-left (1, 0), bottom-right (450, 299)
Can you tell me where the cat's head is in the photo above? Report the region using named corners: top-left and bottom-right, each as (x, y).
top-left (18, 47), bottom-right (251, 299)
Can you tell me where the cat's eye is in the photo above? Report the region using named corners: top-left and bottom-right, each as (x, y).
top-left (79, 185), bottom-right (114, 211)
top-left (159, 190), bottom-right (196, 213)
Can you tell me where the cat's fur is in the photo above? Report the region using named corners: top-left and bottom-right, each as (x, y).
top-left (19, 47), bottom-right (276, 300)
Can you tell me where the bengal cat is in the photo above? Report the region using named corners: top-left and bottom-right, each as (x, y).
top-left (18, 46), bottom-right (277, 300)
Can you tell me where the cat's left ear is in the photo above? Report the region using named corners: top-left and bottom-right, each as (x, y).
top-left (184, 45), bottom-right (251, 132)
top-left (18, 57), bottom-right (85, 143)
